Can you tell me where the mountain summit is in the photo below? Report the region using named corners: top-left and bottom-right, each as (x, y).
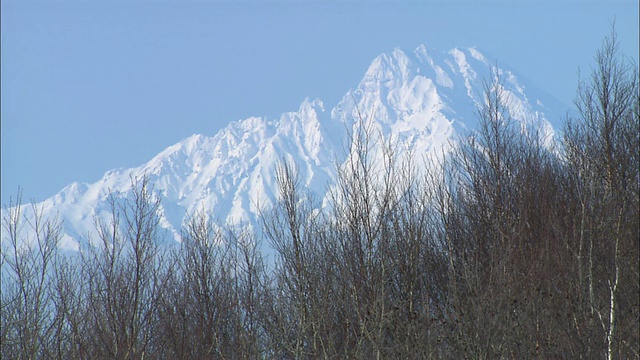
top-left (2, 45), bottom-right (567, 250)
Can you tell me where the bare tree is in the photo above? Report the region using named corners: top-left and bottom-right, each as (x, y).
top-left (565, 28), bottom-right (639, 359)
top-left (1, 190), bottom-right (62, 359)
top-left (77, 176), bottom-right (170, 359)
top-left (261, 160), bottom-right (328, 358)
top-left (157, 210), bottom-right (267, 359)
top-left (434, 64), bottom-right (592, 357)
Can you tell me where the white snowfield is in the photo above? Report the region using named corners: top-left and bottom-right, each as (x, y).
top-left (1, 45), bottom-right (566, 251)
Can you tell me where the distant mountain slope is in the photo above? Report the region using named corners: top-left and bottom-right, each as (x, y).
top-left (1, 45), bottom-right (568, 251)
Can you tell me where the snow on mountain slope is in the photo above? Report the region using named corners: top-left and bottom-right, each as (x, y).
top-left (1, 45), bottom-right (568, 251)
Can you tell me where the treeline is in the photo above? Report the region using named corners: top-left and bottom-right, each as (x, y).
top-left (2, 32), bottom-right (638, 359)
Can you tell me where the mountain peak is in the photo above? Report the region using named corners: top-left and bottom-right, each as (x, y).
top-left (2, 44), bottom-right (569, 251)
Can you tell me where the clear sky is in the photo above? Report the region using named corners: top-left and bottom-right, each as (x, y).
top-left (2, 0), bottom-right (638, 204)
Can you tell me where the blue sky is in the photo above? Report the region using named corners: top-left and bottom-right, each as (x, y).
top-left (2, 0), bottom-right (638, 203)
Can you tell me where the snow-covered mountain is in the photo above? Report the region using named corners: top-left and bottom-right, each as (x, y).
top-left (1, 45), bottom-right (567, 251)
